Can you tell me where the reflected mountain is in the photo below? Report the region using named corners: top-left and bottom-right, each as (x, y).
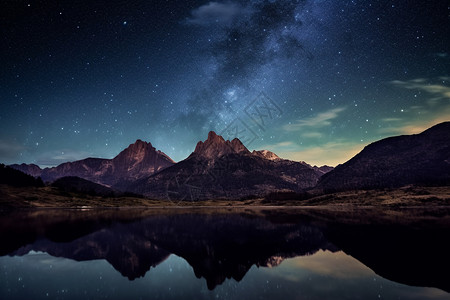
top-left (0, 209), bottom-right (449, 292)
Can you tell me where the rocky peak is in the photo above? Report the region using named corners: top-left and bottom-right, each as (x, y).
top-left (252, 150), bottom-right (280, 161)
top-left (193, 131), bottom-right (250, 159)
top-left (130, 139), bottom-right (154, 151)
top-left (207, 131), bottom-right (224, 142)
top-left (112, 139), bottom-right (175, 171)
top-left (114, 140), bottom-right (154, 160)
top-left (230, 138), bottom-right (249, 153)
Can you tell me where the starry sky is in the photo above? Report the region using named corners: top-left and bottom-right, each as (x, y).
top-left (1, 0), bottom-right (449, 167)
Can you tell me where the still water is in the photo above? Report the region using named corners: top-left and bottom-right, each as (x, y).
top-left (1, 208), bottom-right (449, 299)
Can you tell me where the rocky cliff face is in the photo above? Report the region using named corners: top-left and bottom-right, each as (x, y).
top-left (191, 131), bottom-right (250, 160)
top-left (316, 122), bottom-right (450, 192)
top-left (108, 139), bottom-right (175, 186)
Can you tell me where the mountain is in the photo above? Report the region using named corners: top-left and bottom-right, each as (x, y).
top-left (313, 165), bottom-right (334, 175)
top-left (8, 163), bottom-right (43, 177)
top-left (127, 131), bottom-right (323, 200)
top-left (0, 164), bottom-right (44, 187)
top-left (190, 131), bottom-right (250, 159)
top-left (10, 140), bottom-right (175, 188)
top-left (111, 139), bottom-right (174, 180)
top-left (316, 122), bottom-right (450, 192)
top-left (40, 157), bottom-right (111, 183)
top-left (252, 150), bottom-right (280, 161)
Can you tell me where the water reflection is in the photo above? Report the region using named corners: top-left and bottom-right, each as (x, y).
top-left (1, 208), bottom-right (449, 299)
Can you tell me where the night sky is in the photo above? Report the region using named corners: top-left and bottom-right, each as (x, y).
top-left (1, 0), bottom-right (449, 167)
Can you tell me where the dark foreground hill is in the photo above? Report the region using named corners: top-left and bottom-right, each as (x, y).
top-left (51, 176), bottom-right (118, 197)
top-left (316, 122), bottom-right (450, 192)
top-left (0, 164), bottom-right (44, 187)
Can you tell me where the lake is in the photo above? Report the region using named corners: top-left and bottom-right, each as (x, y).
top-left (1, 207), bottom-right (449, 299)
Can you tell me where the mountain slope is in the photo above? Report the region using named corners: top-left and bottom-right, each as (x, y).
top-left (51, 176), bottom-right (118, 197)
top-left (128, 132), bottom-right (322, 200)
top-left (8, 163), bottom-right (43, 177)
top-left (0, 164), bottom-right (44, 187)
top-left (111, 139), bottom-right (174, 181)
top-left (316, 122), bottom-right (450, 192)
top-left (40, 157), bottom-right (111, 183)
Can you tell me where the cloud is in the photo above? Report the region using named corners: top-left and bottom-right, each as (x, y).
top-left (391, 79), bottom-right (450, 100)
top-left (256, 141), bottom-right (295, 153)
top-left (381, 117), bottom-right (402, 122)
top-left (435, 52), bottom-right (448, 58)
top-left (283, 107), bottom-right (346, 132)
top-left (290, 250), bottom-right (374, 279)
top-left (274, 140), bottom-right (366, 166)
top-left (378, 110), bottom-right (450, 135)
top-left (380, 77), bottom-right (450, 135)
top-left (300, 132), bottom-right (323, 138)
top-left (185, 2), bottom-right (247, 26)
top-left (261, 250), bottom-right (374, 284)
top-left (269, 141), bottom-right (294, 148)
top-left (0, 140), bottom-right (25, 161)
top-left (35, 150), bottom-right (92, 167)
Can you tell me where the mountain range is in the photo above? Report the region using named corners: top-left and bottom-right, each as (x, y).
top-left (10, 131), bottom-right (330, 200)
top-left (7, 121), bottom-right (450, 200)
top-left (128, 131), bottom-right (324, 199)
top-left (11, 139), bottom-right (175, 188)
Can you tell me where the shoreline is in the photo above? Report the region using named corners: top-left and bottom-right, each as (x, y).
top-left (1, 184), bottom-right (449, 209)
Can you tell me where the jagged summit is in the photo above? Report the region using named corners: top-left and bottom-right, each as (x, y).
top-left (116, 139), bottom-right (175, 164)
top-left (112, 139), bottom-right (175, 174)
top-left (132, 131), bottom-right (323, 199)
top-left (207, 131), bottom-right (223, 141)
top-left (133, 139), bottom-right (152, 147)
top-left (192, 131), bottom-right (250, 159)
top-left (114, 139), bottom-right (156, 163)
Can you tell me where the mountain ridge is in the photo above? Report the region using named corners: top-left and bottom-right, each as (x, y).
top-left (190, 131), bottom-right (251, 160)
top-left (126, 132), bottom-right (324, 199)
top-left (10, 139), bottom-right (175, 187)
top-left (9, 122), bottom-right (449, 201)
top-left (315, 121), bottom-right (450, 192)
top-left (10, 133), bottom-right (331, 199)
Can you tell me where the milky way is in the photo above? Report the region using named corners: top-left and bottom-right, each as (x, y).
top-left (1, 0), bottom-right (449, 166)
